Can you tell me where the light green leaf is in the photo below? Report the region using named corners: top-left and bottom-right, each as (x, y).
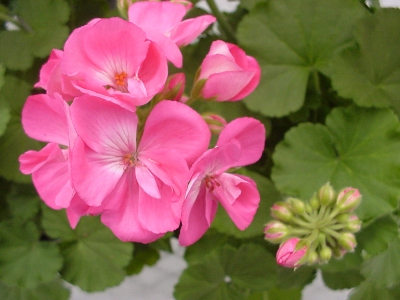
top-left (175, 244), bottom-right (277, 300)
top-left (0, 279), bottom-right (70, 300)
top-left (272, 106), bottom-right (400, 220)
top-left (331, 9), bottom-right (400, 114)
top-left (237, 0), bottom-right (366, 117)
top-left (349, 280), bottom-right (396, 300)
top-left (0, 0), bottom-right (70, 70)
top-left (0, 221), bottom-right (63, 289)
top-left (357, 214), bottom-right (398, 255)
top-left (41, 206), bottom-right (133, 292)
top-left (0, 76), bottom-right (42, 182)
top-left (361, 236), bottom-right (400, 288)
top-left (212, 172), bottom-right (280, 238)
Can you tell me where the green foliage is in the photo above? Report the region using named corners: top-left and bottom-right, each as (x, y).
top-left (272, 106), bottom-right (400, 220)
top-left (0, 279), bottom-right (70, 300)
top-left (0, 0), bottom-right (70, 70)
top-left (41, 206), bottom-right (133, 292)
top-left (237, 0), bottom-right (367, 117)
top-left (0, 221), bottom-right (63, 289)
top-left (331, 9), bottom-right (400, 114)
top-left (175, 243), bottom-right (277, 300)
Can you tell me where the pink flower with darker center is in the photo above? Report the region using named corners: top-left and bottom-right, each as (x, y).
top-left (179, 117), bottom-right (266, 246)
top-left (69, 96), bottom-right (210, 243)
top-left (61, 17), bottom-right (168, 111)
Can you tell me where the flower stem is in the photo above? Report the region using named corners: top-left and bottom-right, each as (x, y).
top-left (205, 0), bottom-right (237, 43)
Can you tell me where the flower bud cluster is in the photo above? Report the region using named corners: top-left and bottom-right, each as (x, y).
top-left (264, 183), bottom-right (362, 268)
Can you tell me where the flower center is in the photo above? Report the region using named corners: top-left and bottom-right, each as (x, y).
top-left (123, 153), bottom-right (136, 169)
top-left (114, 71), bottom-right (128, 92)
top-left (204, 174), bottom-right (221, 192)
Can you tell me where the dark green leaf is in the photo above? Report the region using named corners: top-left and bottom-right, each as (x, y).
top-left (41, 206), bottom-right (133, 292)
top-left (0, 221), bottom-right (63, 288)
top-left (0, 278), bottom-right (70, 300)
top-left (331, 9), bottom-right (400, 114)
top-left (237, 0), bottom-right (367, 117)
top-left (361, 236), bottom-right (400, 288)
top-left (322, 270), bottom-right (364, 290)
top-left (276, 266), bottom-right (316, 290)
top-left (175, 244), bottom-right (276, 300)
top-left (357, 214), bottom-right (398, 255)
top-left (125, 244), bottom-right (159, 276)
top-left (349, 280), bottom-right (396, 300)
top-left (6, 183), bottom-right (40, 223)
top-left (272, 106), bottom-right (400, 220)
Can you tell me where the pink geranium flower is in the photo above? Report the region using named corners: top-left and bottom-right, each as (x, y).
top-left (69, 96), bottom-right (210, 243)
top-left (276, 238), bottom-right (308, 268)
top-left (198, 40), bottom-right (261, 101)
top-left (61, 17), bottom-right (168, 111)
top-left (178, 117), bottom-right (266, 246)
top-left (128, 1), bottom-right (215, 67)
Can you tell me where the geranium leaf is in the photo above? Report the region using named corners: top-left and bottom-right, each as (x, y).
top-left (41, 206), bottom-right (133, 292)
top-left (357, 214), bottom-right (398, 255)
top-left (272, 106), bottom-right (400, 220)
top-left (125, 244), bottom-right (160, 276)
top-left (0, 0), bottom-right (69, 70)
top-left (349, 280), bottom-right (397, 300)
top-left (0, 221), bottom-right (63, 289)
top-left (331, 9), bottom-right (400, 114)
top-left (212, 171), bottom-right (280, 238)
top-left (361, 236), bottom-right (400, 288)
top-left (237, 0), bottom-right (366, 117)
top-left (0, 279), bottom-right (70, 300)
top-left (175, 244), bottom-right (277, 300)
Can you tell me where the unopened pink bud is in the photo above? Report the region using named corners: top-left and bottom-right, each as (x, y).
top-left (271, 202), bottom-right (293, 223)
top-left (338, 232), bottom-right (357, 251)
top-left (337, 187), bottom-right (361, 212)
top-left (276, 238), bottom-right (308, 268)
top-left (158, 73), bottom-right (186, 102)
top-left (202, 113), bottom-right (227, 134)
top-left (264, 221), bottom-right (288, 243)
top-left (346, 215), bottom-right (362, 232)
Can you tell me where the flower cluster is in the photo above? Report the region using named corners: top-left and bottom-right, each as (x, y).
top-left (264, 183), bottom-right (362, 268)
top-left (19, 1), bottom-right (264, 245)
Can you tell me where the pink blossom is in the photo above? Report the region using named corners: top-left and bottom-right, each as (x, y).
top-left (34, 50), bottom-right (80, 101)
top-left (61, 17), bottom-right (168, 111)
top-left (276, 238), bottom-right (308, 268)
top-left (19, 94), bottom-right (75, 210)
top-left (128, 1), bottom-right (215, 67)
top-left (69, 96), bottom-right (210, 243)
top-left (198, 40), bottom-right (261, 101)
top-left (157, 73), bottom-right (186, 101)
top-left (178, 117), bottom-right (265, 246)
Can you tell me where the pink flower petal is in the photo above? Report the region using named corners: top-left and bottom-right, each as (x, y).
top-left (139, 100), bottom-right (210, 166)
top-left (171, 15), bottom-right (216, 46)
top-left (135, 164), bottom-right (161, 199)
top-left (217, 117), bottom-right (266, 166)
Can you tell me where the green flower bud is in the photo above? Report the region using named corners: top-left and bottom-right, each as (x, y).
top-left (336, 213), bottom-right (350, 224)
top-left (346, 215), bottom-right (362, 232)
top-left (319, 247), bottom-right (332, 264)
top-left (332, 246), bottom-right (346, 259)
top-left (264, 221), bottom-right (289, 243)
top-left (337, 232), bottom-right (357, 252)
top-left (307, 250), bottom-right (319, 265)
top-left (309, 194), bottom-right (320, 210)
top-left (271, 202), bottom-right (293, 223)
top-left (336, 187), bottom-right (362, 212)
top-left (318, 182), bottom-right (336, 206)
top-left (287, 197), bottom-right (305, 215)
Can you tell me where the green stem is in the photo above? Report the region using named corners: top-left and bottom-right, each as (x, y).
top-left (321, 227), bottom-right (342, 240)
top-left (205, 0), bottom-right (237, 43)
top-left (312, 70), bottom-right (321, 96)
top-left (292, 217), bottom-right (315, 230)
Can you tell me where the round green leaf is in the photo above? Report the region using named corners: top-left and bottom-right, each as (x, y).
top-left (357, 214), bottom-right (398, 255)
top-left (175, 244), bottom-right (277, 300)
top-left (331, 9), bottom-right (400, 114)
top-left (237, 0), bottom-right (367, 117)
top-left (361, 236), bottom-right (400, 288)
top-left (42, 207), bottom-right (133, 292)
top-left (0, 222), bottom-right (63, 289)
top-left (0, 279), bottom-right (70, 300)
top-left (272, 106), bottom-right (400, 220)
top-left (349, 280), bottom-right (396, 300)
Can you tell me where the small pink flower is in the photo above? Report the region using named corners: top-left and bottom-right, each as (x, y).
top-left (198, 40), bottom-right (261, 101)
top-left (62, 17), bottom-right (168, 111)
top-left (178, 117), bottom-right (265, 246)
top-left (276, 238), bottom-right (307, 268)
top-left (128, 1), bottom-right (215, 67)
